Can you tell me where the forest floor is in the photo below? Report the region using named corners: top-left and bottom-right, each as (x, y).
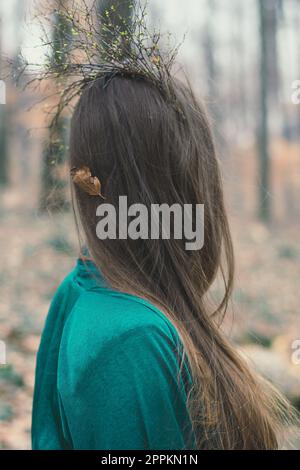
top-left (0, 207), bottom-right (300, 449)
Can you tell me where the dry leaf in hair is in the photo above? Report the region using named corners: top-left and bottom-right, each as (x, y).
top-left (71, 166), bottom-right (105, 198)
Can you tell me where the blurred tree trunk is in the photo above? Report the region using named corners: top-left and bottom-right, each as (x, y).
top-left (235, 1), bottom-right (247, 132)
top-left (264, 1), bottom-right (280, 104)
top-left (40, 122), bottom-right (67, 212)
top-left (296, 0), bottom-right (300, 136)
top-left (0, 107), bottom-right (8, 186)
top-left (0, 16), bottom-right (8, 186)
top-left (257, 0), bottom-right (280, 223)
top-left (97, 0), bottom-right (134, 59)
top-left (203, 0), bottom-right (222, 129)
top-left (40, 1), bottom-right (71, 212)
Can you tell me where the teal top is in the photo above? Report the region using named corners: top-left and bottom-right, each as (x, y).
top-left (32, 259), bottom-right (195, 450)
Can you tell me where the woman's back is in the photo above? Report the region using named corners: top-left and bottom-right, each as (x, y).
top-left (32, 259), bottom-right (194, 450)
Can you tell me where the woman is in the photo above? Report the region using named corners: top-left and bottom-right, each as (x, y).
top-left (31, 6), bottom-right (296, 450)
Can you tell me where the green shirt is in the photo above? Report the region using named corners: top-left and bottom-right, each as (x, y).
top-left (32, 258), bottom-right (195, 450)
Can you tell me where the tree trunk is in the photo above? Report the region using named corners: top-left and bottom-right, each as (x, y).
top-left (203, 0), bottom-right (221, 127)
top-left (0, 106), bottom-right (8, 186)
top-left (97, 0), bottom-right (134, 60)
top-left (257, 0), bottom-right (279, 223)
top-left (0, 16), bottom-right (8, 186)
top-left (40, 2), bottom-right (71, 212)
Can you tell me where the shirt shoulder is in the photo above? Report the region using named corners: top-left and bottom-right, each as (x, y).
top-left (56, 289), bottom-right (194, 449)
top-left (45, 258), bottom-right (181, 358)
top-left (52, 261), bottom-right (194, 449)
top-left (34, 259), bottom-right (194, 449)
top-left (54, 257), bottom-right (191, 397)
top-left (59, 288), bottom-right (183, 371)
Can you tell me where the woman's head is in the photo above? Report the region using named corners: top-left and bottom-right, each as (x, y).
top-left (70, 74), bottom-right (296, 449)
top-left (70, 75), bottom-right (231, 304)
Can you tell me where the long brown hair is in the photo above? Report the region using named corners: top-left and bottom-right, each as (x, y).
top-left (70, 75), bottom-right (297, 449)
